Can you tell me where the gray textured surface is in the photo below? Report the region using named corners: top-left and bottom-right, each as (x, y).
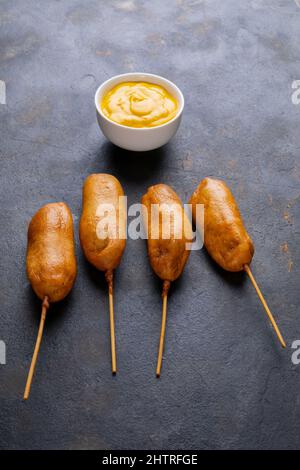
top-left (0, 0), bottom-right (300, 450)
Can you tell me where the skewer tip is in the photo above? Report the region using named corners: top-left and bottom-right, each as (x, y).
top-left (280, 339), bottom-right (286, 349)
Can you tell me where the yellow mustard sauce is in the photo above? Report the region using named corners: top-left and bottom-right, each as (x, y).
top-left (101, 82), bottom-right (178, 128)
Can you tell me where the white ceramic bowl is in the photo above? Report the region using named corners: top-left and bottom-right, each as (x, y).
top-left (95, 73), bottom-right (184, 151)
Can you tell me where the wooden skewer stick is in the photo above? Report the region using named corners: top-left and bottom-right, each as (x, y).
top-left (244, 264), bottom-right (286, 348)
top-left (105, 270), bottom-right (117, 374)
top-left (24, 296), bottom-right (50, 400)
top-left (156, 280), bottom-right (171, 378)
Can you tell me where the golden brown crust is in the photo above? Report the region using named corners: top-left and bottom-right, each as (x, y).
top-left (79, 174), bottom-right (126, 272)
top-left (189, 177), bottom-right (254, 272)
top-left (26, 202), bottom-right (77, 302)
top-left (141, 184), bottom-right (192, 282)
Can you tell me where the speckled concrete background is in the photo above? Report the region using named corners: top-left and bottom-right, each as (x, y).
top-left (0, 0), bottom-right (300, 450)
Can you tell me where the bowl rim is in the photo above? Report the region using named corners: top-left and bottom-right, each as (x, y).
top-left (94, 72), bottom-right (184, 131)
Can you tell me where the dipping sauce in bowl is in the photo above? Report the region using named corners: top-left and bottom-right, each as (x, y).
top-left (95, 72), bottom-right (184, 151)
top-left (101, 82), bottom-right (178, 128)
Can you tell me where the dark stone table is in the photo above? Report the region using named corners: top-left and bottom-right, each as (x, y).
top-left (0, 0), bottom-right (300, 450)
